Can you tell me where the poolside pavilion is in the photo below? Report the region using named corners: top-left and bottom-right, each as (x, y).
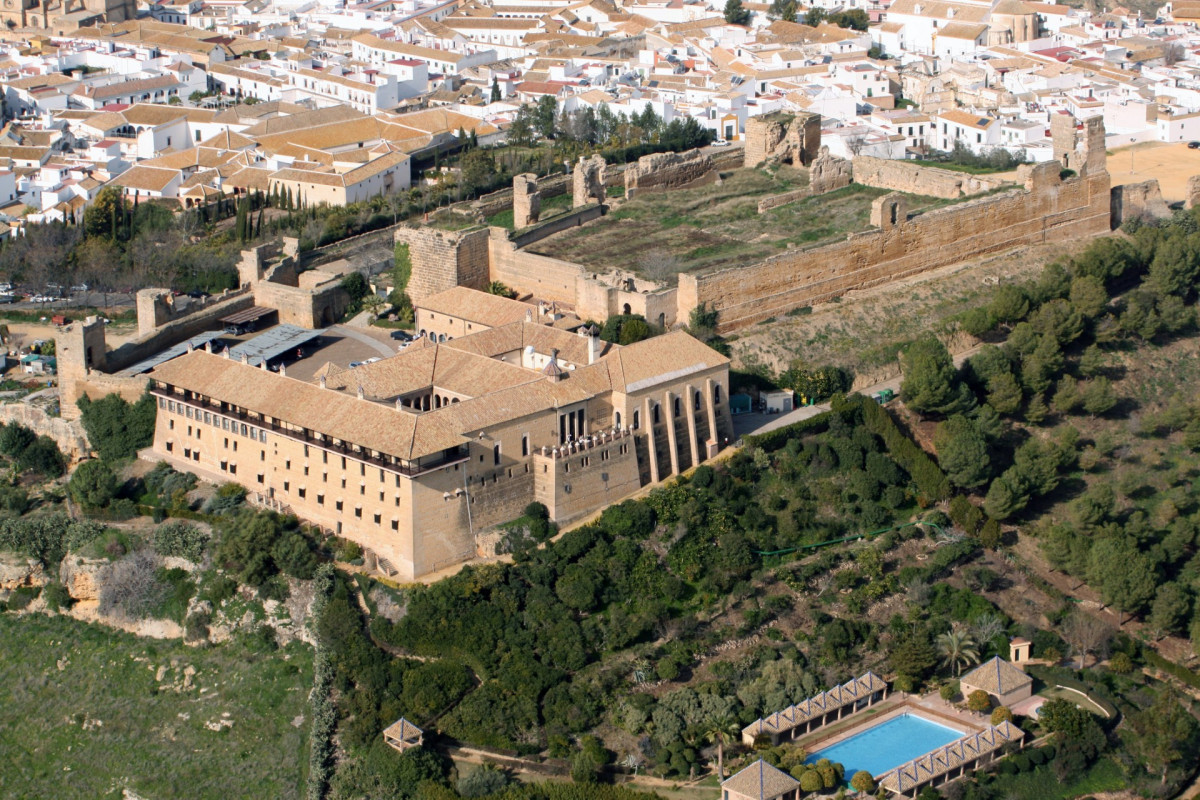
top-left (877, 720), bottom-right (1024, 798)
top-left (722, 759), bottom-right (800, 800)
top-left (741, 671), bottom-right (890, 746)
top-left (959, 656), bottom-right (1033, 709)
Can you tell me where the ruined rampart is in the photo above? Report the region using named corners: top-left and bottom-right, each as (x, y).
top-left (511, 204), bottom-right (605, 248)
top-left (852, 157), bottom-right (1010, 199)
top-left (625, 150), bottom-right (714, 196)
top-left (679, 163), bottom-right (1111, 333)
top-left (488, 231), bottom-right (581, 304)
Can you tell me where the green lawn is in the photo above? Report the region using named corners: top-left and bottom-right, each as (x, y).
top-left (0, 613), bottom-right (312, 799)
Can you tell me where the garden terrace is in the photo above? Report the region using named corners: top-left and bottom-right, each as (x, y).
top-left (528, 166), bottom-right (956, 276)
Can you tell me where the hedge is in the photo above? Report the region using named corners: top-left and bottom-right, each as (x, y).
top-left (1142, 647), bottom-right (1200, 690)
top-left (836, 394), bottom-right (950, 501)
top-left (1023, 665), bottom-right (1121, 719)
top-left (742, 410), bottom-right (832, 452)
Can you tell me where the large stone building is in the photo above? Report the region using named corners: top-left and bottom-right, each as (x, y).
top-left (0, 0), bottom-right (134, 30)
top-left (147, 298), bottom-right (733, 580)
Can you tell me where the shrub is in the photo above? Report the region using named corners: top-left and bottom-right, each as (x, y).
top-left (153, 521), bottom-right (209, 562)
top-left (76, 392), bottom-right (157, 462)
top-left (1108, 651), bottom-right (1134, 674)
top-left (940, 681), bottom-right (960, 702)
top-left (967, 689), bottom-right (992, 712)
top-left (850, 771), bottom-right (875, 792)
top-left (17, 436), bottom-right (65, 477)
top-left (0, 422), bottom-right (35, 457)
top-left (458, 765), bottom-right (510, 797)
top-left (42, 581), bottom-right (72, 611)
top-left (6, 584), bottom-right (39, 611)
top-left (68, 459), bottom-right (119, 508)
top-left (203, 482), bottom-right (247, 516)
top-left (98, 551), bottom-right (166, 620)
top-left (991, 706), bottom-right (1013, 725)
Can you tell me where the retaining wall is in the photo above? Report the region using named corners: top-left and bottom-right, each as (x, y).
top-left (0, 402), bottom-right (90, 460)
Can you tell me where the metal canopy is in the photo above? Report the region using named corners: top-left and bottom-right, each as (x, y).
top-left (226, 324), bottom-right (325, 367)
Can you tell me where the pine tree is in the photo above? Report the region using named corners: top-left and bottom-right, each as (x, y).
top-left (490, 77), bottom-right (501, 103)
top-left (255, 207), bottom-right (263, 238)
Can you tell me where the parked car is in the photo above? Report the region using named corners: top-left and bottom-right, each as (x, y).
top-left (349, 361), bottom-right (364, 368)
top-left (365, 357), bottom-right (381, 364)
top-left (712, 139), bottom-right (730, 147)
top-left (70, 284), bottom-right (88, 293)
top-left (1189, 141), bottom-right (1200, 149)
top-left (0, 294), bottom-right (17, 304)
top-left (389, 330), bottom-right (414, 341)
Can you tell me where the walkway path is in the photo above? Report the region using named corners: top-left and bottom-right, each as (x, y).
top-left (330, 323), bottom-right (394, 357)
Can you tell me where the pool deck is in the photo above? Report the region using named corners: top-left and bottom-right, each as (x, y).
top-left (796, 693), bottom-right (987, 755)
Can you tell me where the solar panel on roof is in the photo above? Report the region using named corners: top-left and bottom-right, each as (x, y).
top-left (226, 324), bottom-right (326, 367)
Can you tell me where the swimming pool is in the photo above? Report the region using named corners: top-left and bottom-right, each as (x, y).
top-left (806, 713), bottom-right (965, 777)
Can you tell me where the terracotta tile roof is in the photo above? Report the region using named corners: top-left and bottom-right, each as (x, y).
top-left (960, 656), bottom-right (1032, 696)
top-left (111, 165), bottom-right (180, 192)
top-left (420, 286), bottom-right (537, 328)
top-left (879, 720), bottom-right (1023, 792)
top-left (722, 760), bottom-right (799, 800)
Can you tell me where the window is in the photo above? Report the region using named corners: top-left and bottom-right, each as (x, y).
top-left (493, 443), bottom-right (501, 466)
top-left (166, 441), bottom-right (173, 452)
top-left (633, 410), bottom-right (640, 430)
top-left (169, 419), bottom-right (174, 430)
top-left (283, 481), bottom-right (290, 492)
top-left (714, 385), bottom-right (722, 405)
top-left (653, 404), bottom-right (660, 425)
top-left (298, 488), bottom-right (306, 499)
top-left (317, 493), bottom-right (325, 505)
top-left (354, 507), bottom-right (362, 519)
top-left (336, 500), bottom-right (343, 511)
top-left (694, 391), bottom-right (702, 411)
top-left (257, 473), bottom-right (264, 484)
top-left (186, 406), bottom-right (193, 419)
top-left (374, 513), bottom-right (381, 525)
top-left (673, 397), bottom-right (681, 417)
top-left (229, 464), bottom-right (236, 475)
top-left (391, 520), bottom-right (399, 531)
top-left (204, 412), bottom-right (211, 424)
top-left (158, 397), bottom-right (166, 409)
top-left (521, 435), bottom-right (529, 457)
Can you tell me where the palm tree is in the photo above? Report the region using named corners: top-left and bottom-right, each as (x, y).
top-left (704, 714), bottom-right (740, 780)
top-left (936, 629), bottom-right (980, 677)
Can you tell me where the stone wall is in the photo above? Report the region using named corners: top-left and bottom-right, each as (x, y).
top-left (1188, 175), bottom-right (1200, 210)
top-left (573, 155), bottom-right (606, 207)
top-left (852, 156), bottom-right (1010, 199)
top-left (744, 112), bottom-right (821, 168)
top-left (680, 163), bottom-right (1112, 333)
top-left (625, 150), bottom-right (714, 196)
top-left (0, 401), bottom-right (90, 460)
top-left (395, 225), bottom-right (491, 302)
top-left (513, 173), bottom-right (540, 229)
top-left (136, 286), bottom-right (252, 339)
top-left (808, 147), bottom-right (854, 195)
top-left (531, 432), bottom-right (642, 523)
top-left (488, 232), bottom-right (581, 304)
top-left (510, 204), bottom-right (605, 248)
top-left (1110, 179), bottom-right (1171, 228)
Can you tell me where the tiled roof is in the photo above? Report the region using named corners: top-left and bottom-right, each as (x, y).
top-left (879, 721), bottom-right (1023, 791)
top-left (742, 671), bottom-right (887, 739)
top-left (961, 657), bottom-right (1032, 696)
top-left (722, 760), bottom-right (799, 800)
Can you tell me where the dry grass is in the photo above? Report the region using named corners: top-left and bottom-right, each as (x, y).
top-left (530, 166), bottom-right (952, 276)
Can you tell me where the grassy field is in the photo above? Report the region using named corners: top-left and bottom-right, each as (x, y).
top-left (530, 166), bottom-right (952, 276)
top-left (0, 613), bottom-right (312, 799)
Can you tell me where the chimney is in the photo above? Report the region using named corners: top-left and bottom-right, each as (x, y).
top-left (205, 340), bottom-right (213, 353)
top-left (587, 326), bottom-right (597, 365)
top-left (280, 363), bottom-right (287, 378)
top-left (187, 341), bottom-right (195, 353)
top-left (319, 375), bottom-right (327, 389)
top-left (357, 385), bottom-right (365, 400)
top-left (241, 352), bottom-right (249, 364)
top-left (259, 359), bottom-right (267, 370)
top-left (223, 346), bottom-right (230, 359)
top-left (395, 397), bottom-right (403, 410)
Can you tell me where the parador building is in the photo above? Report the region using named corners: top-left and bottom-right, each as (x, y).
top-left (147, 289), bottom-right (733, 581)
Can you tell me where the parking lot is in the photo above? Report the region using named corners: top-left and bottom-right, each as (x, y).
top-left (276, 324), bottom-right (402, 382)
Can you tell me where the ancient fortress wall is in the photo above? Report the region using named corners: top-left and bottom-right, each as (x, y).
top-left (488, 232), bottom-right (581, 304)
top-left (680, 163), bottom-right (1111, 333)
top-left (395, 225), bottom-right (491, 302)
top-left (625, 149), bottom-right (715, 195)
top-left (852, 157), bottom-right (1010, 199)
top-left (0, 403), bottom-right (90, 460)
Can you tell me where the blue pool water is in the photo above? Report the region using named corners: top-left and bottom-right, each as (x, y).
top-left (806, 713), bottom-right (964, 777)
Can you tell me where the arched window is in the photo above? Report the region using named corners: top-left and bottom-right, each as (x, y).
top-left (694, 390), bottom-right (702, 411)
top-left (632, 410), bottom-right (640, 430)
top-left (714, 385), bottom-right (722, 405)
top-left (653, 404), bottom-right (661, 424)
top-left (614, 411), bottom-right (622, 428)
top-left (622, 303), bottom-right (631, 315)
top-left (673, 397), bottom-right (681, 417)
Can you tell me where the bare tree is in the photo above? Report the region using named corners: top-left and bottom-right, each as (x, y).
top-left (98, 551), bottom-right (166, 621)
top-left (1062, 611), bottom-right (1113, 670)
top-left (638, 248), bottom-right (681, 286)
top-left (1164, 43), bottom-right (1186, 66)
top-left (971, 612), bottom-right (1006, 647)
